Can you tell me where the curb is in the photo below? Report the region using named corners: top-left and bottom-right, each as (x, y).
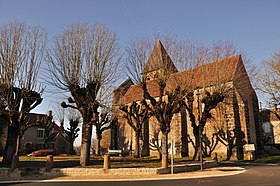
top-left (0, 161), bottom-right (218, 178)
top-left (44, 161), bottom-right (218, 176)
top-left (0, 167), bottom-right (246, 184)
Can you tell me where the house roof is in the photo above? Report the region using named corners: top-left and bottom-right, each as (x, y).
top-left (0, 111), bottom-right (48, 126)
top-left (142, 40), bottom-right (177, 75)
top-left (119, 55), bottom-right (241, 105)
top-left (120, 80), bottom-right (161, 104)
top-left (166, 54), bottom-right (241, 91)
top-left (113, 78), bottom-right (134, 93)
top-left (52, 123), bottom-right (61, 132)
top-left (48, 122), bottom-right (69, 142)
top-left (22, 112), bottom-right (49, 127)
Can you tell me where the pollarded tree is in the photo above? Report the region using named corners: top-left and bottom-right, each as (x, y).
top-left (55, 106), bottom-right (80, 154)
top-left (47, 23), bottom-right (120, 166)
top-left (0, 22), bottom-right (46, 166)
top-left (149, 116), bottom-right (163, 159)
top-left (93, 85), bottom-right (118, 156)
top-left (200, 104), bottom-right (229, 158)
top-left (179, 90), bottom-right (225, 160)
top-left (66, 118), bottom-right (80, 155)
top-left (94, 106), bottom-right (117, 155)
top-left (119, 101), bottom-right (151, 158)
top-left (141, 81), bottom-right (182, 168)
top-left (65, 109), bottom-right (81, 155)
top-left (172, 40), bottom-right (256, 160)
top-left (202, 102), bottom-right (245, 160)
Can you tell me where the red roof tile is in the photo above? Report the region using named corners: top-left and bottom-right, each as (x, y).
top-left (120, 80), bottom-right (160, 104)
top-left (120, 55), bottom-right (241, 105)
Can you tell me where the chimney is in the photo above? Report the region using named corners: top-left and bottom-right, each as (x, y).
top-left (47, 110), bottom-right (53, 120)
top-left (60, 119), bottom-right (64, 133)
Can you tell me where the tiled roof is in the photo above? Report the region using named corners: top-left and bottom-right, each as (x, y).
top-left (113, 78), bottom-right (134, 93)
top-left (52, 123), bottom-right (61, 132)
top-left (142, 40), bottom-right (177, 74)
top-left (22, 113), bottom-right (49, 126)
top-left (119, 55), bottom-right (241, 104)
top-left (120, 80), bottom-right (160, 104)
top-left (166, 55), bottom-right (240, 91)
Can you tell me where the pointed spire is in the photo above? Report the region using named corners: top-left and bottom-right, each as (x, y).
top-left (142, 40), bottom-right (177, 75)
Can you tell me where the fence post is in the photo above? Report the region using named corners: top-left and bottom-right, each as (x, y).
top-left (46, 155), bottom-right (53, 172)
top-left (103, 154), bottom-right (110, 173)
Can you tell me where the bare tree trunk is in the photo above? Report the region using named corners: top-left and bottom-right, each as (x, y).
top-left (96, 137), bottom-right (101, 156)
top-left (161, 132), bottom-right (169, 155)
top-left (141, 118), bottom-right (150, 157)
top-left (193, 135), bottom-right (200, 160)
top-left (226, 145), bottom-right (233, 160)
top-left (161, 132), bottom-right (169, 168)
top-left (70, 142), bottom-right (75, 155)
top-left (95, 126), bottom-right (103, 156)
top-left (80, 122), bottom-right (93, 166)
top-left (2, 126), bottom-right (18, 167)
top-left (181, 109), bottom-right (189, 157)
top-left (192, 126), bottom-right (200, 160)
top-left (134, 131), bottom-right (140, 158)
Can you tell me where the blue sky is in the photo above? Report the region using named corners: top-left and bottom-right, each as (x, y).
top-left (1, 0), bottom-right (279, 106)
top-left (1, 0), bottom-right (279, 145)
top-left (1, 0), bottom-right (280, 66)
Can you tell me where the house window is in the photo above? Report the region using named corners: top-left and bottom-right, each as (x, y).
top-left (37, 128), bottom-right (45, 139)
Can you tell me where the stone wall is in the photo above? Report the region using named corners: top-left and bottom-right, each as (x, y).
top-left (271, 121), bottom-right (280, 143)
top-left (115, 88), bottom-right (257, 159)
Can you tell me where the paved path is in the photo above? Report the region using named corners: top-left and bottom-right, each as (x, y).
top-left (2, 163), bottom-right (280, 186)
top-left (0, 166), bottom-right (245, 185)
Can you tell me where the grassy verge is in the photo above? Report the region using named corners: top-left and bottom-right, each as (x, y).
top-left (0, 155), bottom-right (205, 168)
top-left (253, 155), bottom-right (280, 164)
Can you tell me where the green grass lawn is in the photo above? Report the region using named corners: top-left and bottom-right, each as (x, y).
top-left (0, 155), bottom-right (202, 169)
top-left (253, 155), bottom-right (280, 164)
top-left (12, 155), bottom-right (280, 169)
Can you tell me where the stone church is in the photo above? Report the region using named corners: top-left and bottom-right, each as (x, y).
top-left (111, 40), bottom-right (264, 159)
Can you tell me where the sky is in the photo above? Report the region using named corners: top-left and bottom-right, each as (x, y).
top-left (1, 0), bottom-right (280, 145)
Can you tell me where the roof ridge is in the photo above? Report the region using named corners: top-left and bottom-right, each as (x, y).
top-left (173, 54), bottom-right (241, 76)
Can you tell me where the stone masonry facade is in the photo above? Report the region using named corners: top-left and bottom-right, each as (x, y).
top-left (111, 40), bottom-right (264, 159)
